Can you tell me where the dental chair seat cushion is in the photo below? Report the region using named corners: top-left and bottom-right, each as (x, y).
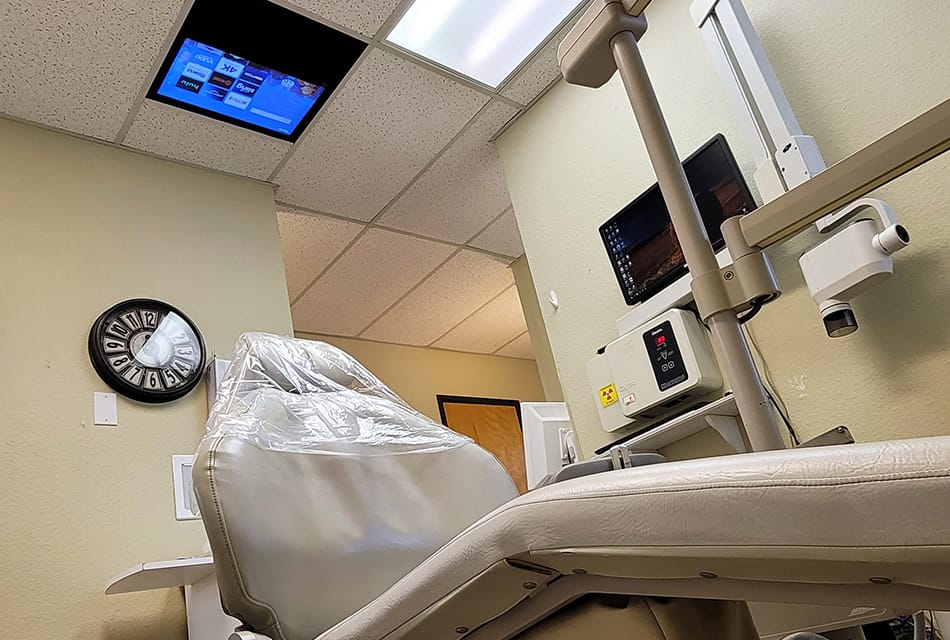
top-left (316, 436), bottom-right (950, 640)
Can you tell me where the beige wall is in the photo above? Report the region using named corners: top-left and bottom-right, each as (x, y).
top-left (497, 0), bottom-right (950, 458)
top-left (297, 334), bottom-right (547, 421)
top-left (0, 119), bottom-right (293, 639)
top-left (511, 257), bottom-right (564, 402)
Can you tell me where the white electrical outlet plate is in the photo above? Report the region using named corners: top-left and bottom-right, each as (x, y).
top-left (94, 392), bottom-right (118, 426)
top-left (172, 455), bottom-right (200, 521)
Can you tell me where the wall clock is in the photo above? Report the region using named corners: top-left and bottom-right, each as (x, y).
top-left (88, 299), bottom-right (206, 403)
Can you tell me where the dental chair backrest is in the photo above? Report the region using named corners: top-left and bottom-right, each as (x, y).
top-left (192, 333), bottom-right (518, 640)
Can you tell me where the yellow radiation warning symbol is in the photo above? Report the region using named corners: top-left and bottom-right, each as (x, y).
top-left (599, 383), bottom-right (618, 407)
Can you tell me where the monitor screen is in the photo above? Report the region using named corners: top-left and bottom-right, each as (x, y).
top-left (155, 38), bottom-right (325, 138)
top-left (600, 135), bottom-right (757, 305)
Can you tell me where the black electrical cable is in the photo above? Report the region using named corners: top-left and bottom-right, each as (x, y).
top-left (737, 297), bottom-right (765, 324)
top-left (700, 306), bottom-right (800, 445)
top-left (764, 387), bottom-right (801, 446)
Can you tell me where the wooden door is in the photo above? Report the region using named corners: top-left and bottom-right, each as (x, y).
top-left (438, 397), bottom-right (528, 494)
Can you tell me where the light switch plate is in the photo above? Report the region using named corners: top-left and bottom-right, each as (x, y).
top-left (94, 392), bottom-right (118, 426)
top-left (172, 455), bottom-right (201, 520)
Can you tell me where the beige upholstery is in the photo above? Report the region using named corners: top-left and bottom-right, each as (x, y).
top-left (195, 436), bottom-right (516, 640)
top-left (315, 436), bottom-right (950, 640)
top-left (192, 334), bottom-right (518, 640)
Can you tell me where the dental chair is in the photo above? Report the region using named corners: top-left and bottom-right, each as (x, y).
top-left (194, 333), bottom-right (950, 640)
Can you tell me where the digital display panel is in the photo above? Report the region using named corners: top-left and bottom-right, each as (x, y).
top-left (155, 39), bottom-right (324, 137)
top-left (600, 135), bottom-right (757, 305)
top-left (642, 320), bottom-right (688, 392)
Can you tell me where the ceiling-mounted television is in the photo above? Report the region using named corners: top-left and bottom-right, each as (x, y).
top-left (147, 0), bottom-right (365, 141)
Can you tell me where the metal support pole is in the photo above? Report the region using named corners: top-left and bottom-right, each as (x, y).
top-left (609, 30), bottom-right (785, 451)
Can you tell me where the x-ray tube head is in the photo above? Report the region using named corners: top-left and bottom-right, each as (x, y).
top-left (800, 216), bottom-right (910, 338)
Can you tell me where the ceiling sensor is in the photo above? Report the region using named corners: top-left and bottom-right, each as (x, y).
top-left (147, 0), bottom-right (366, 142)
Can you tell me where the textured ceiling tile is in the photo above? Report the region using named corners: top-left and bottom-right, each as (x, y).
top-left (292, 228), bottom-right (455, 336)
top-left (432, 286), bottom-right (528, 354)
top-left (282, 0), bottom-right (403, 36)
top-left (468, 209), bottom-right (525, 258)
top-left (275, 48), bottom-right (489, 221)
top-left (496, 332), bottom-right (534, 360)
top-left (0, 0), bottom-right (184, 140)
top-left (123, 102), bottom-right (290, 179)
top-left (278, 210), bottom-right (364, 301)
top-left (501, 15), bottom-right (581, 106)
top-left (376, 101), bottom-right (519, 242)
top-left (362, 250), bottom-right (514, 345)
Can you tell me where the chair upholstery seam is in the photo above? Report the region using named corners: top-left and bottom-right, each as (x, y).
top-left (208, 435), bottom-right (286, 640)
top-left (498, 470), bottom-right (950, 511)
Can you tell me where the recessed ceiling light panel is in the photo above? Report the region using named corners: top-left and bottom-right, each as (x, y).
top-left (148, 0), bottom-right (366, 142)
top-left (386, 0), bottom-right (583, 88)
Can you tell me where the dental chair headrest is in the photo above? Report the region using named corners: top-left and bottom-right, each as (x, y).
top-left (232, 332), bottom-right (389, 395)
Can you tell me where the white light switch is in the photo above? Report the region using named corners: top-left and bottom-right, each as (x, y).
top-left (94, 392), bottom-right (118, 426)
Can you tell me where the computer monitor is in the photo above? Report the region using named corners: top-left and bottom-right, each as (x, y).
top-left (600, 134), bottom-right (756, 305)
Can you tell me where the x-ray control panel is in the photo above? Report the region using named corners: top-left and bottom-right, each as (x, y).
top-left (643, 320), bottom-right (687, 392)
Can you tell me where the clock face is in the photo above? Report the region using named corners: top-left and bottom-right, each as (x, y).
top-left (88, 299), bottom-right (206, 403)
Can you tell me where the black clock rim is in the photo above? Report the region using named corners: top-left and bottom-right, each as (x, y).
top-left (88, 298), bottom-right (207, 404)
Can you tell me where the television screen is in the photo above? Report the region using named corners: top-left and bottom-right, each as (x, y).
top-left (600, 135), bottom-right (757, 305)
top-left (155, 38), bottom-right (326, 138)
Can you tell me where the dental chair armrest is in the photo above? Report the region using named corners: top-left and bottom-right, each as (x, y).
top-left (535, 452), bottom-right (666, 487)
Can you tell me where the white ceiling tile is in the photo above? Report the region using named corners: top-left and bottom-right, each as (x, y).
top-left (501, 16), bottom-right (581, 106)
top-left (123, 101), bottom-right (290, 179)
top-left (496, 332), bottom-right (534, 360)
top-left (362, 250), bottom-right (514, 346)
top-left (468, 208), bottom-right (525, 258)
top-left (500, 40), bottom-right (559, 106)
top-left (0, 0), bottom-right (185, 140)
top-left (276, 48), bottom-right (489, 221)
top-left (376, 101), bottom-right (518, 242)
top-left (282, 0), bottom-right (402, 36)
top-left (292, 228), bottom-right (455, 336)
top-left (278, 210), bottom-right (365, 301)
top-left (432, 286), bottom-right (528, 354)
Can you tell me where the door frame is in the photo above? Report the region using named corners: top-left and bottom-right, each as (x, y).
top-left (436, 395), bottom-right (523, 430)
